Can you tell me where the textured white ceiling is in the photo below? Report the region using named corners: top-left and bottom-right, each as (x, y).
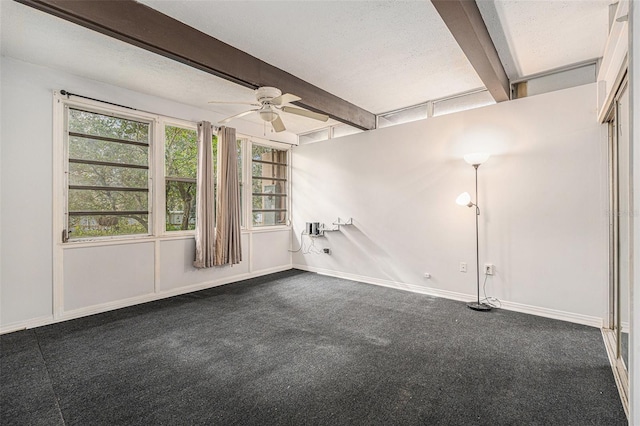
top-left (478, 0), bottom-right (611, 79)
top-left (138, 0), bottom-right (485, 114)
top-left (1, 0), bottom-right (612, 138)
top-left (0, 1), bottom-right (341, 139)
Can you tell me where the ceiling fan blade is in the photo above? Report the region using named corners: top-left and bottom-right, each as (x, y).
top-left (271, 93), bottom-right (301, 106)
top-left (219, 109), bottom-right (258, 124)
top-left (281, 106), bottom-right (329, 122)
top-left (271, 115), bottom-right (286, 132)
top-left (208, 101), bottom-right (260, 106)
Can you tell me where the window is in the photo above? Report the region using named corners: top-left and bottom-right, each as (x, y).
top-left (252, 144), bottom-right (287, 226)
top-left (65, 108), bottom-right (150, 240)
top-left (60, 97), bottom-right (283, 243)
top-left (165, 129), bottom-right (242, 232)
top-left (165, 125), bottom-right (197, 231)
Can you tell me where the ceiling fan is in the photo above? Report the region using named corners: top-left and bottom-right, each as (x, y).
top-left (209, 86), bottom-right (329, 132)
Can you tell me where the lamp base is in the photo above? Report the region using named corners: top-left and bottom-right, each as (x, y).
top-left (467, 302), bottom-right (492, 311)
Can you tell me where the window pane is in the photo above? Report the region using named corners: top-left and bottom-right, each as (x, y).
top-left (237, 139), bottom-right (244, 227)
top-left (165, 126), bottom-right (197, 178)
top-left (252, 194), bottom-right (286, 211)
top-left (252, 211), bottom-right (286, 227)
top-left (165, 125), bottom-right (198, 232)
top-left (212, 134), bottom-right (218, 177)
top-left (252, 145), bottom-right (287, 164)
top-left (166, 179), bottom-right (196, 231)
top-left (69, 163), bottom-right (148, 188)
top-left (69, 214), bottom-right (148, 238)
top-left (69, 189), bottom-right (148, 212)
top-left (252, 162), bottom-right (286, 177)
top-left (69, 136), bottom-right (148, 166)
top-left (69, 109), bottom-right (149, 143)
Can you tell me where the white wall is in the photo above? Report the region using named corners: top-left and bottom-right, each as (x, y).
top-left (0, 57), bottom-right (292, 332)
top-left (292, 83), bottom-right (608, 326)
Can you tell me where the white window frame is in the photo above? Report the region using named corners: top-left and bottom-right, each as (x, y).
top-left (55, 93), bottom-right (159, 244)
top-left (160, 118), bottom-right (199, 237)
top-left (244, 136), bottom-right (292, 231)
top-left (54, 92), bottom-right (289, 249)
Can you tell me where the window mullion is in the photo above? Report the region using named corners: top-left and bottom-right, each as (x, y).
top-left (152, 118), bottom-right (164, 237)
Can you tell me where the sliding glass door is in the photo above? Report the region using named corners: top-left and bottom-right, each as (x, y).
top-left (608, 79), bottom-right (630, 380)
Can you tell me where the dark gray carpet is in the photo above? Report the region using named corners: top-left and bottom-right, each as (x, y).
top-left (1, 270), bottom-right (627, 425)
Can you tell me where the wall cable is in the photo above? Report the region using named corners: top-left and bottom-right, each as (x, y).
top-left (288, 230), bottom-right (305, 253)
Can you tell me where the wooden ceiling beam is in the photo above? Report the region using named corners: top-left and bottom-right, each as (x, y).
top-left (16, 0), bottom-right (377, 130)
top-left (431, 0), bottom-right (510, 102)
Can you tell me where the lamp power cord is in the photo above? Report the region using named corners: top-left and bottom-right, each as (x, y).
top-left (480, 274), bottom-right (501, 308)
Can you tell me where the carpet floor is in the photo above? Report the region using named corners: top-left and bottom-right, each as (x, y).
top-left (1, 269), bottom-right (627, 425)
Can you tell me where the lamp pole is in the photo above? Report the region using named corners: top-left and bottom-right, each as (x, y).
top-left (468, 163), bottom-right (491, 311)
top-left (474, 164), bottom-right (480, 305)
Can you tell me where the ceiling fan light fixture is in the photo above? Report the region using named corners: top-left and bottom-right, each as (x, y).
top-left (259, 109), bottom-right (279, 122)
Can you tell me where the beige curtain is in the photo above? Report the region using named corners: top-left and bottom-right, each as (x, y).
top-left (215, 126), bottom-right (243, 265)
top-left (193, 121), bottom-right (216, 268)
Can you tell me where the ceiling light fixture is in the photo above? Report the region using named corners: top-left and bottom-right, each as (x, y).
top-left (258, 108), bottom-right (278, 123)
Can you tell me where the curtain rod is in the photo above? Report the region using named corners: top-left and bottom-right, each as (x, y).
top-left (60, 90), bottom-right (138, 111)
top-left (59, 89), bottom-right (220, 131)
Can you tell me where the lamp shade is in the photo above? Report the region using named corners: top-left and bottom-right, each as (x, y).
top-left (463, 152), bottom-right (490, 166)
top-left (456, 192), bottom-right (472, 206)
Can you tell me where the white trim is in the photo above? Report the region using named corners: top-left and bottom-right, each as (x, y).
top-left (293, 264), bottom-right (604, 328)
top-left (251, 225), bottom-right (291, 233)
top-left (0, 315), bottom-right (56, 335)
top-left (5, 264), bottom-right (605, 333)
top-left (154, 240), bottom-right (161, 293)
top-left (52, 93), bottom-right (65, 319)
top-left (0, 265), bottom-right (291, 335)
top-left (499, 299), bottom-right (603, 328)
top-left (511, 58), bottom-right (599, 85)
top-left (602, 328), bottom-right (630, 418)
top-left (248, 232), bottom-right (254, 274)
top-left (597, 0), bottom-right (630, 122)
top-left (62, 237), bottom-right (156, 250)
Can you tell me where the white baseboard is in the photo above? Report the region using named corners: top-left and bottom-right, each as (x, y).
top-left (293, 264), bottom-right (604, 328)
top-left (0, 315), bottom-right (55, 335)
top-left (621, 321), bottom-right (630, 333)
top-left (0, 264), bottom-right (292, 335)
top-left (2, 263), bottom-right (604, 334)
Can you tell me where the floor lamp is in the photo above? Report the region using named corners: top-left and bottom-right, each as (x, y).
top-left (456, 152), bottom-right (491, 312)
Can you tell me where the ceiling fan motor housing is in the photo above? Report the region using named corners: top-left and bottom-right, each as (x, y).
top-left (255, 86), bottom-right (282, 104)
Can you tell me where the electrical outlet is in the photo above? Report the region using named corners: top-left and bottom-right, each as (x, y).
top-left (459, 262), bottom-right (467, 273)
top-left (323, 248), bottom-right (331, 255)
top-left (484, 264), bottom-right (494, 275)
top-left (423, 272), bottom-right (431, 279)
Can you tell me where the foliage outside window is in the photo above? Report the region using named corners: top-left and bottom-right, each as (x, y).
top-left (64, 103), bottom-right (269, 241)
top-left (66, 108), bottom-right (150, 239)
top-left (252, 145), bottom-right (287, 226)
top-left (165, 125), bottom-right (197, 231)
top-left (237, 139), bottom-right (244, 227)
top-left (165, 131), bottom-right (242, 231)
